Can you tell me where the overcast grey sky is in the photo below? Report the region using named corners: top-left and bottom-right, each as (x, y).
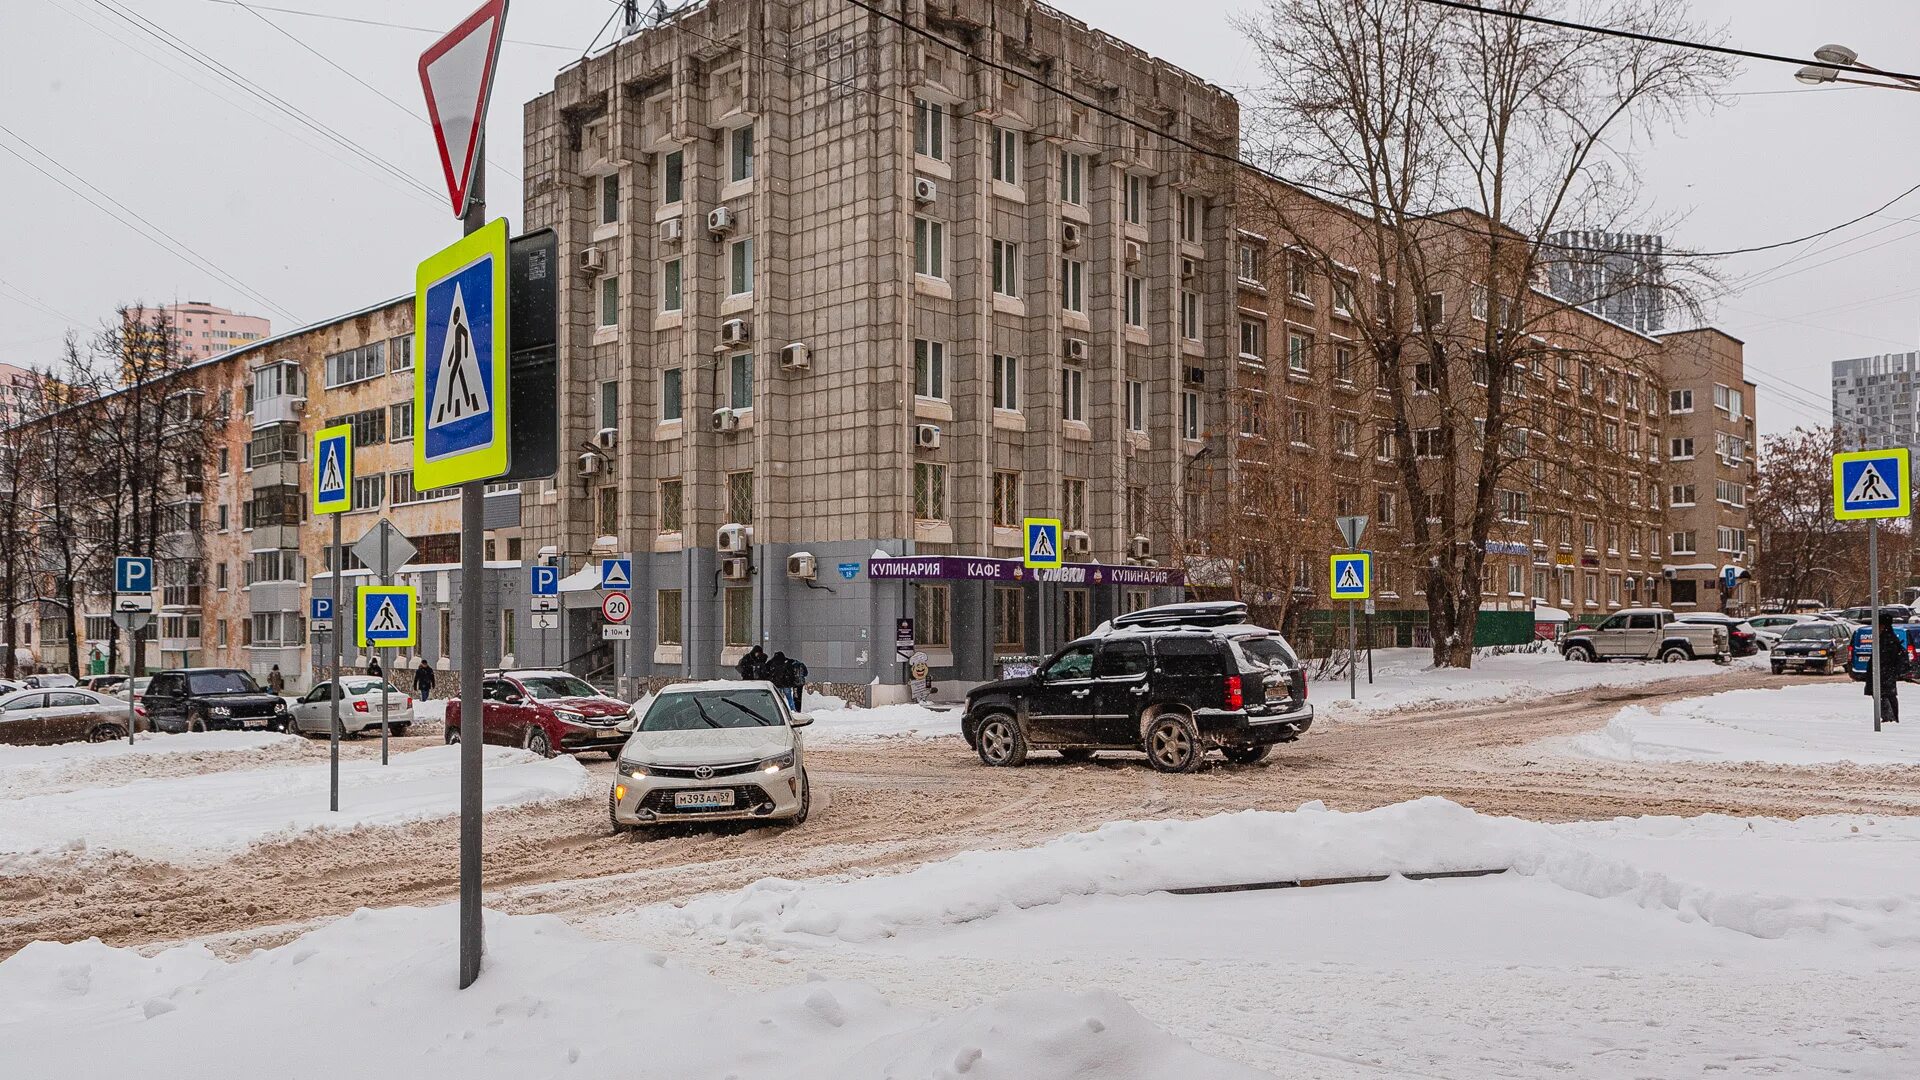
top-left (4, 0), bottom-right (1919, 434)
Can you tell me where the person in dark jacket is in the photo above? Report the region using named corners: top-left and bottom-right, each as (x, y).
top-left (765, 651), bottom-right (807, 710)
top-left (414, 660), bottom-right (436, 700)
top-left (1868, 613), bottom-right (1908, 723)
top-left (367, 657), bottom-right (383, 679)
top-left (736, 645), bottom-right (768, 681)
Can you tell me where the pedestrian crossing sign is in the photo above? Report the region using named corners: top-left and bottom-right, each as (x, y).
top-left (1833, 448), bottom-right (1910, 521)
top-left (414, 217), bottom-right (510, 489)
top-left (1023, 517), bottom-right (1063, 570)
top-left (356, 585), bottom-right (418, 648)
top-left (1330, 553), bottom-right (1372, 600)
top-left (312, 424), bottom-right (353, 515)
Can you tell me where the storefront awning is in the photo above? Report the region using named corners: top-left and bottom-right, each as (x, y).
top-left (867, 555), bottom-right (1185, 587)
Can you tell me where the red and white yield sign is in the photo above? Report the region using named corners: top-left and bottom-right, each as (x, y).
top-left (601, 591), bottom-right (632, 625)
top-left (418, 0), bottom-right (509, 218)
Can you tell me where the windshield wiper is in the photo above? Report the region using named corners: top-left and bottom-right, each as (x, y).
top-left (715, 696), bottom-right (778, 726)
top-left (689, 698), bottom-right (724, 729)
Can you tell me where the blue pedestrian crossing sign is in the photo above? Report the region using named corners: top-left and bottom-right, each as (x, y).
top-left (1833, 448), bottom-right (1910, 521)
top-left (312, 424), bottom-right (353, 515)
top-left (600, 558), bottom-right (632, 591)
top-left (414, 218), bottom-right (510, 489)
top-left (1330, 553), bottom-right (1373, 601)
top-left (356, 586), bottom-right (417, 648)
top-left (114, 556), bottom-right (154, 594)
top-left (1023, 517), bottom-right (1063, 570)
top-left (530, 565), bottom-right (559, 596)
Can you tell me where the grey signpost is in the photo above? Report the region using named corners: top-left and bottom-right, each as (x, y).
top-left (111, 606), bottom-right (151, 746)
top-left (353, 519), bottom-right (418, 765)
top-left (1336, 516), bottom-right (1368, 700)
top-left (111, 557), bottom-right (155, 745)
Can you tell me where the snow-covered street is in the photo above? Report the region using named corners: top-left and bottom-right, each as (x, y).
top-left (1313, 647), bottom-right (1772, 719)
top-left (1556, 680), bottom-right (1920, 766)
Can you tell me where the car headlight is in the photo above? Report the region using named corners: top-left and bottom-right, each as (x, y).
top-left (617, 758), bottom-right (649, 780)
top-left (759, 751), bottom-right (796, 774)
top-left (208, 705), bottom-right (232, 718)
top-left (552, 708), bottom-right (586, 725)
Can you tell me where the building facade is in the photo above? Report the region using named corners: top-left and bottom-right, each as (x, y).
top-left (163, 301), bottom-right (272, 362)
top-left (1542, 230), bottom-right (1668, 336)
top-left (1832, 351), bottom-right (1920, 454)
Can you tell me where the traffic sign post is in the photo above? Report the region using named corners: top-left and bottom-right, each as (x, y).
top-left (353, 520), bottom-right (418, 766)
top-left (310, 596), bottom-right (335, 634)
top-left (1834, 447), bottom-right (1911, 734)
top-left (312, 425), bottom-right (355, 812)
top-left (1331, 550), bottom-right (1373, 702)
top-left (600, 558), bottom-right (632, 591)
top-left (601, 591), bottom-right (631, 624)
top-left (109, 559), bottom-right (153, 747)
top-left (1022, 518), bottom-right (1063, 570)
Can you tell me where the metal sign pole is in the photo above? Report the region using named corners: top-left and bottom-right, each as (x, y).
top-left (1872, 520), bottom-right (1882, 734)
top-left (329, 512), bottom-right (342, 812)
top-left (380, 527), bottom-right (392, 765)
top-left (456, 134), bottom-right (488, 992)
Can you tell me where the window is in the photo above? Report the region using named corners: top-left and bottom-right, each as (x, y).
top-left (659, 479), bottom-right (683, 533)
top-left (1375, 427), bottom-right (1396, 462)
top-left (1420, 292), bottom-right (1444, 326)
top-left (1289, 404), bottom-right (1311, 447)
top-left (656, 589), bottom-right (683, 646)
top-left (914, 584), bottom-right (952, 647)
top-left (1064, 589), bottom-right (1091, 640)
top-left (439, 609), bottom-right (452, 652)
top-left (724, 587), bottom-right (753, 648)
top-left (721, 351), bottom-right (752, 409)
top-left (217, 505), bottom-right (229, 532)
top-left (1670, 437), bottom-right (1695, 460)
top-left (727, 470), bottom-right (754, 524)
top-left (599, 275), bottom-right (619, 327)
top-left (1287, 254), bottom-right (1311, 299)
top-left (320, 407), bottom-right (387, 448)
top-left (1063, 478), bottom-right (1088, 532)
top-left (352, 474), bottom-right (383, 511)
top-left (914, 462), bottom-right (947, 521)
top-left (1126, 380), bottom-right (1146, 432)
top-left (1583, 520), bottom-right (1598, 551)
top-left (1059, 150), bottom-right (1085, 204)
top-left (991, 240), bottom-right (1021, 298)
top-left (914, 339), bottom-right (946, 400)
top-left (1377, 488), bottom-right (1397, 526)
top-left (992, 472), bottom-right (1020, 528)
top-left (729, 237), bottom-right (754, 295)
top-left (1670, 483), bottom-right (1696, 507)
top-left (1059, 258), bottom-right (1084, 312)
top-left (1287, 331), bottom-right (1311, 373)
top-left (991, 126), bottom-right (1020, 184)
top-left (1669, 388), bottom-right (1693, 413)
top-left (595, 487), bottom-right (618, 536)
top-left (1414, 428), bottom-right (1443, 458)
top-left (1061, 367), bottom-right (1085, 422)
top-left (1180, 290), bottom-right (1200, 340)
top-left (1240, 399), bottom-right (1265, 438)
top-left (323, 344), bottom-right (383, 388)
top-left (1332, 277), bottom-right (1356, 317)
top-left (390, 470), bottom-right (457, 505)
top-left (1671, 530), bottom-right (1697, 555)
top-left (730, 125), bottom-right (754, 182)
top-left (1717, 480), bottom-right (1747, 507)
top-left (1238, 244), bottom-right (1261, 284)
top-left (1181, 391), bottom-right (1200, 440)
top-left (1125, 174), bottom-right (1145, 224)
top-left (1334, 417), bottom-right (1357, 457)
top-left (1718, 526), bottom-right (1749, 554)
top-left (914, 217), bottom-right (944, 278)
top-left (1469, 283), bottom-right (1490, 322)
top-left (662, 149), bottom-right (684, 203)
top-left (994, 586), bottom-right (1025, 647)
top-left (991, 354), bottom-right (1019, 411)
top-left (599, 380), bottom-right (619, 431)
top-left (661, 258), bottom-right (683, 312)
top-left (1240, 319), bottom-right (1265, 359)
top-left (1124, 275), bottom-right (1145, 326)
top-left (390, 401), bottom-right (414, 441)
top-left (913, 97), bottom-right (946, 160)
top-left (250, 612), bottom-right (305, 648)
top-left (218, 448), bottom-right (230, 474)
top-left (1180, 194), bottom-right (1202, 243)
top-left (248, 549), bottom-right (303, 584)
top-left (599, 172), bottom-right (620, 225)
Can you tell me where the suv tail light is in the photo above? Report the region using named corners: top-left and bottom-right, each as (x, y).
top-left (1224, 674), bottom-right (1244, 711)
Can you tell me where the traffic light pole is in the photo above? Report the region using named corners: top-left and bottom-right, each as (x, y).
top-left (457, 135), bottom-right (487, 991)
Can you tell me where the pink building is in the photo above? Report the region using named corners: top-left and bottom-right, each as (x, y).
top-left (163, 301), bottom-right (271, 362)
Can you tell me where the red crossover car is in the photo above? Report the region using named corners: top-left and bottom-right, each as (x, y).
top-left (443, 669), bottom-right (631, 757)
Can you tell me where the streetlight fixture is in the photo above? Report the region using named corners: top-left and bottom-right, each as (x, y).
top-left (1795, 44), bottom-right (1920, 93)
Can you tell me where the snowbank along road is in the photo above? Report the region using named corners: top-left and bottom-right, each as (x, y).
top-left (4, 665), bottom-right (1916, 957)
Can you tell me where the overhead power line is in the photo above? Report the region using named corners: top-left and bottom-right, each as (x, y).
top-left (195, 0), bottom-right (576, 51)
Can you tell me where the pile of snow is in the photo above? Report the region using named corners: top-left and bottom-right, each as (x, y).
top-left (656, 798), bottom-right (1920, 952)
top-left (0, 731), bottom-right (312, 800)
top-left (0, 906), bottom-right (1264, 1080)
top-left (0, 744), bottom-right (594, 870)
top-left (803, 701), bottom-right (963, 745)
top-left (1317, 648), bottom-right (1764, 719)
top-left (1561, 682), bottom-right (1920, 766)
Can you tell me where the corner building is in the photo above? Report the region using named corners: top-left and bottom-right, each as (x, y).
top-left (524, 0), bottom-right (1238, 698)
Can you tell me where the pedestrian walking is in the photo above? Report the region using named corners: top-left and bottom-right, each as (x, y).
top-left (766, 650), bottom-right (807, 710)
top-left (266, 664), bottom-right (285, 695)
top-left (413, 660), bottom-right (436, 700)
top-left (785, 653), bottom-right (809, 711)
top-left (366, 657), bottom-right (383, 679)
top-left (736, 644), bottom-right (768, 681)
top-left (1868, 612), bottom-right (1908, 724)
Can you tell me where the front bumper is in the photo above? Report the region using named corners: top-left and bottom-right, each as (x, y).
top-left (557, 722), bottom-right (629, 752)
top-left (1195, 702), bottom-right (1315, 747)
top-left (610, 761), bottom-right (805, 825)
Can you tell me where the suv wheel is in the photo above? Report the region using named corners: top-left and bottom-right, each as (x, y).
top-left (1565, 644), bottom-right (1595, 663)
top-left (975, 713), bottom-right (1028, 767)
top-left (1222, 744), bottom-right (1270, 766)
top-left (1660, 646), bottom-right (1692, 663)
top-left (187, 711), bottom-right (208, 733)
top-left (526, 727), bottom-right (553, 757)
top-left (1144, 713), bottom-right (1203, 773)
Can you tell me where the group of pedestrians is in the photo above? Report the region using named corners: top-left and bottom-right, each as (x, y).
top-left (736, 644), bottom-right (808, 709)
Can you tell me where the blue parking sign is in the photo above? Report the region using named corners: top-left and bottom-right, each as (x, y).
top-left (530, 564), bottom-right (559, 595)
top-left (114, 556), bottom-right (153, 594)
top-left (311, 596), bottom-right (334, 621)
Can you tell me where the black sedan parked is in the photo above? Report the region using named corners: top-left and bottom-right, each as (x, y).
top-left (1770, 622), bottom-right (1854, 676)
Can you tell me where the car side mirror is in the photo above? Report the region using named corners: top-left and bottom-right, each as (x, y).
top-left (503, 693), bottom-right (525, 705)
top-left (790, 712), bottom-right (814, 728)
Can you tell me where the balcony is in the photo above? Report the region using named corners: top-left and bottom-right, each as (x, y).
top-left (162, 584), bottom-right (204, 609)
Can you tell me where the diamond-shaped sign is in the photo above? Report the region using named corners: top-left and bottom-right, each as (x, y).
top-left (352, 519), bottom-right (418, 579)
top-left (418, 0), bottom-right (508, 218)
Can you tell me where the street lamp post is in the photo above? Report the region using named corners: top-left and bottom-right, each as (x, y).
top-left (1796, 44), bottom-right (1920, 93)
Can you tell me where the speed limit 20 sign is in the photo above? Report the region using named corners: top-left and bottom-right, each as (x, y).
top-left (600, 591), bottom-right (631, 624)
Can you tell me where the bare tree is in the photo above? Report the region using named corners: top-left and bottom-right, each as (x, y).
top-left (1749, 426), bottom-right (1904, 609)
top-left (1235, 0), bottom-right (1732, 665)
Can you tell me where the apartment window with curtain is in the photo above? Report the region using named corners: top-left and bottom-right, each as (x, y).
top-left (914, 462), bottom-right (947, 521)
top-left (1288, 331), bottom-right (1311, 373)
top-left (729, 353), bottom-right (753, 410)
top-left (1058, 150), bottom-right (1085, 204)
top-left (992, 354), bottom-right (1018, 411)
top-left (1239, 319), bottom-right (1265, 360)
top-left (729, 237), bottom-right (754, 295)
top-left (730, 125), bottom-right (754, 182)
top-left (914, 339), bottom-right (946, 400)
top-left (913, 97), bottom-right (947, 160)
top-left (1060, 367), bottom-right (1085, 422)
top-left (1060, 258), bottom-right (1084, 312)
top-left (992, 471), bottom-right (1020, 528)
top-left (1334, 344), bottom-right (1355, 384)
top-left (992, 240), bottom-right (1021, 298)
top-left (914, 217), bottom-right (944, 278)
top-left (991, 126), bottom-right (1020, 183)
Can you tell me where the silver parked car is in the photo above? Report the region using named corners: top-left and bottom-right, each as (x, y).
top-left (286, 676), bottom-right (415, 736)
top-left (609, 681), bottom-right (812, 835)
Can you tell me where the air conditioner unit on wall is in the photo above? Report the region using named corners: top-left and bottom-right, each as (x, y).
top-left (577, 451), bottom-right (604, 477)
top-left (707, 206), bottom-right (736, 235)
top-left (721, 319), bottom-right (751, 344)
top-left (1065, 530), bottom-right (1092, 557)
top-left (914, 177), bottom-right (938, 204)
top-left (718, 523), bottom-right (754, 553)
top-left (578, 247), bottom-right (605, 275)
top-left (915, 424), bottom-right (942, 450)
top-left (594, 427), bottom-right (618, 451)
top-left (1064, 338), bottom-right (1089, 362)
top-left (787, 553), bottom-right (817, 581)
top-left (781, 343), bottom-right (811, 371)
top-left (722, 556), bottom-right (752, 581)
top-left (659, 218), bottom-right (683, 244)
top-left (1061, 222), bottom-right (1083, 248)
top-left (712, 407), bottom-right (740, 432)
top-left (1130, 535), bottom-right (1152, 560)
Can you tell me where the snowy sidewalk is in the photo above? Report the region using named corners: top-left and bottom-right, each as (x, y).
top-left (1556, 680), bottom-right (1920, 766)
top-left (1315, 647), bottom-right (1767, 720)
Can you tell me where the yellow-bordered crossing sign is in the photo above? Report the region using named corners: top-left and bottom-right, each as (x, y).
top-left (414, 218), bottom-right (510, 489)
top-left (357, 585), bottom-right (418, 649)
top-left (1833, 447), bottom-right (1910, 521)
top-left (1330, 552), bottom-right (1372, 600)
top-left (1024, 517), bottom-right (1063, 570)
top-left (312, 424), bottom-right (353, 515)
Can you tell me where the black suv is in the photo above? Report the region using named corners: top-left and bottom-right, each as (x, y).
top-left (962, 602), bottom-right (1314, 772)
top-left (143, 667), bottom-right (292, 733)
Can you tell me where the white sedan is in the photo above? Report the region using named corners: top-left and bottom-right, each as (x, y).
top-left (287, 677), bottom-right (416, 736)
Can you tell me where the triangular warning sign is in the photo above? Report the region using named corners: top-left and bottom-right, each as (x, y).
top-left (1029, 528), bottom-right (1056, 560)
top-left (418, 0), bottom-right (507, 217)
top-left (428, 282), bottom-right (488, 427)
top-left (1336, 563), bottom-right (1364, 591)
top-left (601, 561), bottom-right (630, 588)
top-left (318, 442), bottom-right (345, 496)
top-left (367, 597), bottom-right (408, 634)
top-left (1848, 461), bottom-right (1897, 505)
